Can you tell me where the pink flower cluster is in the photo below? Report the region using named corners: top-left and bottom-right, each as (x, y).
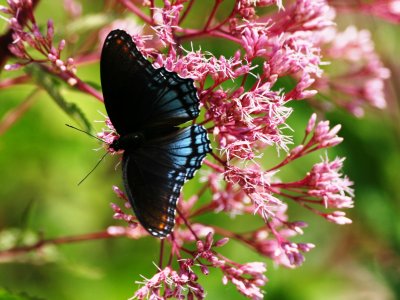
top-left (92, 0), bottom-right (364, 297)
top-left (133, 233), bottom-right (267, 300)
top-left (329, 0), bottom-right (400, 24)
top-left (1, 0), bottom-right (102, 100)
top-left (1, 0), bottom-right (76, 79)
top-left (321, 26), bottom-right (390, 116)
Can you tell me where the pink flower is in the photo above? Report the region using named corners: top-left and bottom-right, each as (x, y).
top-left (2, 0), bottom-right (103, 100)
top-left (325, 211), bottom-right (352, 225)
top-left (207, 172), bottom-right (249, 214)
top-left (240, 24), bottom-right (270, 59)
top-left (173, 223), bottom-right (215, 246)
top-left (208, 82), bottom-right (292, 161)
top-left (4, 3), bottom-right (76, 76)
top-left (63, 0), bottom-right (82, 18)
top-left (132, 233), bottom-right (233, 299)
top-left (313, 120), bottom-right (343, 148)
top-left (236, 0), bottom-right (284, 18)
top-left (152, 1), bottom-right (184, 45)
top-left (307, 157), bottom-right (354, 202)
top-left (222, 261), bottom-right (267, 300)
top-left (329, 0), bottom-right (400, 24)
top-left (97, 117), bottom-right (121, 153)
top-left (317, 26), bottom-right (390, 115)
top-left (156, 48), bottom-right (248, 85)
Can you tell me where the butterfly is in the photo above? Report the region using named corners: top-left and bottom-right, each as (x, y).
top-left (100, 29), bottom-right (211, 238)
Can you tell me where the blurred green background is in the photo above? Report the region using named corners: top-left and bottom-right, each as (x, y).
top-left (0, 1), bottom-right (399, 299)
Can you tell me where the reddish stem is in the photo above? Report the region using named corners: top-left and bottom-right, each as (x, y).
top-left (74, 77), bottom-right (104, 102)
top-left (150, 0), bottom-right (155, 19)
top-left (159, 239), bottom-right (165, 268)
top-left (210, 225), bottom-right (259, 252)
top-left (204, 159), bottom-right (225, 173)
top-left (0, 75), bottom-right (30, 89)
top-left (207, 2), bottom-right (237, 32)
top-left (178, 28), bottom-right (241, 44)
top-left (177, 208), bottom-right (199, 240)
top-left (267, 138), bottom-right (319, 172)
top-left (118, 0), bottom-right (154, 25)
top-left (42, 65), bottom-right (104, 102)
top-left (74, 52), bottom-right (100, 66)
top-left (211, 152), bottom-right (227, 166)
top-left (203, 0), bottom-right (223, 31)
top-left (0, 231), bottom-right (114, 261)
top-left (168, 233), bottom-right (181, 266)
top-left (198, 117), bottom-right (212, 126)
top-left (266, 219), bottom-right (285, 245)
top-left (189, 202), bottom-right (218, 218)
top-left (179, 0), bottom-right (195, 25)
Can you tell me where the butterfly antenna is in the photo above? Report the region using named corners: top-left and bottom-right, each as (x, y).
top-left (78, 151), bottom-right (109, 186)
top-left (65, 124), bottom-right (104, 143)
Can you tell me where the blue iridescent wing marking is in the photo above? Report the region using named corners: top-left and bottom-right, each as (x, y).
top-left (101, 29), bottom-right (200, 135)
top-left (100, 29), bottom-right (211, 237)
top-left (122, 125), bottom-right (211, 238)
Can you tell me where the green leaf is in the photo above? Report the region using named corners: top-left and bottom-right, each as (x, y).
top-left (25, 64), bottom-right (92, 132)
top-left (65, 13), bottom-right (112, 34)
top-left (0, 287), bottom-right (44, 300)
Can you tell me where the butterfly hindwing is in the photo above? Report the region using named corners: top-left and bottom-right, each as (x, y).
top-left (100, 30), bottom-right (200, 135)
top-left (122, 125), bottom-right (211, 237)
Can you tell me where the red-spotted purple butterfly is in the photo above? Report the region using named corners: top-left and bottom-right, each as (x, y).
top-left (100, 29), bottom-right (211, 238)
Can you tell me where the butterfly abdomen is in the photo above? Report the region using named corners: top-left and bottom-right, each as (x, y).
top-left (111, 132), bottom-right (145, 152)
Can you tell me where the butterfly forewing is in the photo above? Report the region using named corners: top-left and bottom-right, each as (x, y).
top-left (148, 68), bottom-right (200, 127)
top-left (101, 30), bottom-right (200, 135)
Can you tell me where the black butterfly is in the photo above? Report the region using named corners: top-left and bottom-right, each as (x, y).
top-left (100, 29), bottom-right (211, 238)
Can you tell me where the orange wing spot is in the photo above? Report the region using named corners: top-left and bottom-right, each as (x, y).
top-left (116, 39), bottom-right (123, 45)
top-left (157, 215), bottom-right (169, 230)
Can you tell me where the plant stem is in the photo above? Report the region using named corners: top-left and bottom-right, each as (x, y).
top-left (0, 88), bottom-right (41, 135)
top-left (0, 231), bottom-right (115, 262)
